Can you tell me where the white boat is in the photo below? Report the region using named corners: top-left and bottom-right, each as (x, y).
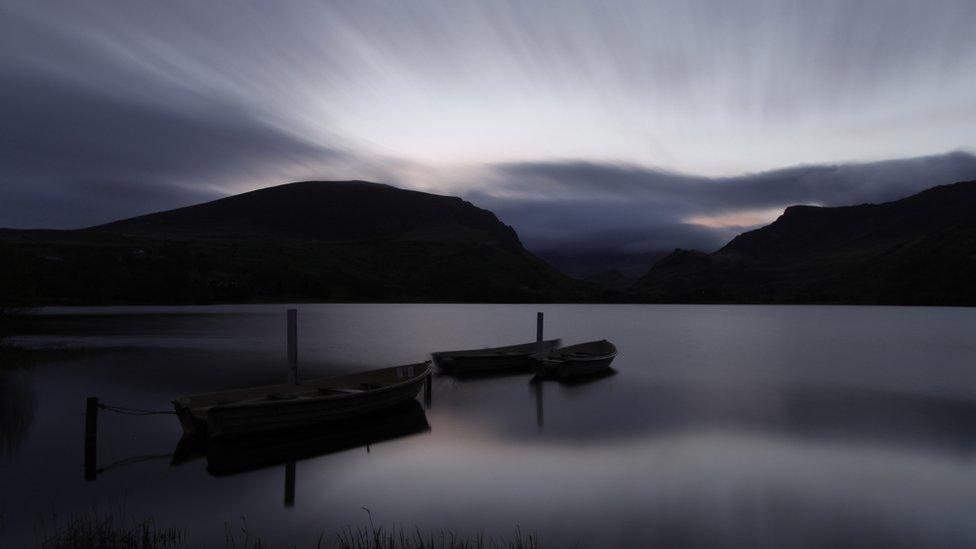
top-left (173, 362), bottom-right (430, 438)
top-left (533, 340), bottom-right (617, 378)
top-left (431, 339), bottom-right (561, 374)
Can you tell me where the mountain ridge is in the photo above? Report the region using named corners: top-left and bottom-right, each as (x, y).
top-left (633, 179), bottom-right (976, 305)
top-left (90, 180), bottom-right (522, 247)
top-left (4, 179), bottom-right (976, 306)
top-left (0, 181), bottom-right (583, 305)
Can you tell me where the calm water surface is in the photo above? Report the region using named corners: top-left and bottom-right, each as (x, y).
top-left (1, 304), bottom-right (975, 547)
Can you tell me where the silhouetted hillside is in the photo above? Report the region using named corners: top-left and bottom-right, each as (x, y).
top-left (634, 180), bottom-right (976, 305)
top-left (95, 180), bottom-right (522, 245)
top-left (537, 250), bottom-right (670, 290)
top-left (0, 181), bottom-right (582, 304)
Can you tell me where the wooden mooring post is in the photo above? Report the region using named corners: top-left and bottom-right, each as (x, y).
top-left (287, 308), bottom-right (298, 383)
top-left (84, 396), bottom-right (98, 481)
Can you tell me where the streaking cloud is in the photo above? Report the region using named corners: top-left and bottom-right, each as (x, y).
top-left (1, 0), bottom-right (975, 253)
top-left (467, 152), bottom-right (976, 252)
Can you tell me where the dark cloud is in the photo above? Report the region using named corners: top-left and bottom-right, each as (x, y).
top-left (0, 4), bottom-right (341, 229)
top-left (0, 179), bottom-right (221, 231)
top-left (471, 152), bottom-right (976, 253)
top-left (466, 192), bottom-right (731, 253)
top-left (0, 69), bottom-right (336, 228)
top-left (1, 0), bottom-right (974, 248)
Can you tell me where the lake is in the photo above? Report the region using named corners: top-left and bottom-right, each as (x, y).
top-left (2, 304), bottom-right (975, 547)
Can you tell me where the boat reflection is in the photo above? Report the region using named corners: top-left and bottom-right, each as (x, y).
top-left (174, 399), bottom-right (430, 476)
top-left (530, 368), bottom-right (618, 430)
top-left (0, 369), bottom-right (37, 459)
top-left (551, 367), bottom-right (618, 387)
top-left (531, 376), bottom-right (544, 429)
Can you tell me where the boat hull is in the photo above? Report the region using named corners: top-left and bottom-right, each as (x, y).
top-left (438, 354), bottom-right (533, 373)
top-left (433, 340), bottom-right (560, 374)
top-left (207, 378), bottom-right (425, 438)
top-left (541, 356), bottom-right (616, 378)
top-left (534, 339), bottom-right (618, 379)
top-left (173, 363), bottom-right (430, 439)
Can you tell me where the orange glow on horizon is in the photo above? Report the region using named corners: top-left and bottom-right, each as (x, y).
top-left (685, 207), bottom-right (789, 229)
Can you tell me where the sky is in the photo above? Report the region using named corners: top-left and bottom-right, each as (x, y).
top-left (2, 0), bottom-right (976, 253)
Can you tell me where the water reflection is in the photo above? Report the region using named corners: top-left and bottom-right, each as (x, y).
top-left (79, 400), bottom-right (431, 508)
top-left (0, 369), bottom-right (36, 458)
top-left (532, 377), bottom-right (543, 429)
top-left (554, 368), bottom-right (618, 387)
top-left (173, 400), bottom-right (430, 476)
top-left (505, 375), bottom-right (976, 456)
top-left (529, 369), bottom-right (619, 430)
top-left (782, 384), bottom-right (976, 454)
top-left (3, 305), bottom-right (976, 548)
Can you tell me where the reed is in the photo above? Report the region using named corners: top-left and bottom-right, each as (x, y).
top-left (332, 525), bottom-right (540, 549)
top-left (31, 509), bottom-right (542, 549)
top-left (224, 517), bottom-right (268, 549)
top-left (331, 508), bottom-right (540, 549)
top-left (34, 509), bottom-right (187, 548)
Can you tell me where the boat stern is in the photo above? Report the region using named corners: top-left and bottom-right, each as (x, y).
top-left (172, 398), bottom-right (207, 437)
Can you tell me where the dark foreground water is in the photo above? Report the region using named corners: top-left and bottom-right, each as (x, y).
top-left (1, 304), bottom-right (975, 548)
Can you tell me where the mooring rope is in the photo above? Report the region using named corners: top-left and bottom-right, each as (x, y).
top-left (97, 453), bottom-right (173, 473)
top-left (97, 403), bottom-right (176, 415)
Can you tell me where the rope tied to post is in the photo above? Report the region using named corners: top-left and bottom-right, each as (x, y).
top-left (97, 453), bottom-right (173, 474)
top-left (97, 403), bottom-right (176, 415)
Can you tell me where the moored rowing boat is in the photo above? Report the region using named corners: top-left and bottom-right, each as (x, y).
top-left (534, 340), bottom-right (617, 378)
top-left (431, 339), bottom-right (561, 374)
top-left (173, 362), bottom-right (430, 438)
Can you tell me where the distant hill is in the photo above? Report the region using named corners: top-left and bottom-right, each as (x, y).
top-left (94, 180), bottom-right (522, 244)
top-left (633, 180), bottom-right (976, 305)
top-left (537, 250), bottom-right (670, 291)
top-left (0, 181), bottom-right (583, 304)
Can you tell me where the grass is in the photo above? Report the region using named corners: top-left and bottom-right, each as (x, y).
top-left (332, 524), bottom-right (539, 549)
top-left (26, 508), bottom-right (544, 549)
top-left (34, 509), bottom-right (187, 548)
top-left (331, 509), bottom-right (540, 549)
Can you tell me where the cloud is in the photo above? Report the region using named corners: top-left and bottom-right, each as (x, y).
top-left (0, 69), bottom-right (339, 228)
top-left (1, 0), bottom-right (975, 246)
top-left (467, 151), bottom-right (976, 252)
top-left (0, 3), bottom-right (351, 229)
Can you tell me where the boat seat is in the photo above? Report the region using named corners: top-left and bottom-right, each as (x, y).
top-left (317, 387), bottom-right (365, 395)
top-left (266, 393), bottom-right (299, 400)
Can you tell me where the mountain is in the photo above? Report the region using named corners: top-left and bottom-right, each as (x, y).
top-left (633, 180), bottom-right (976, 305)
top-left (94, 180), bottom-right (521, 244)
top-left (537, 250), bottom-right (670, 290)
top-left (0, 181), bottom-right (582, 305)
